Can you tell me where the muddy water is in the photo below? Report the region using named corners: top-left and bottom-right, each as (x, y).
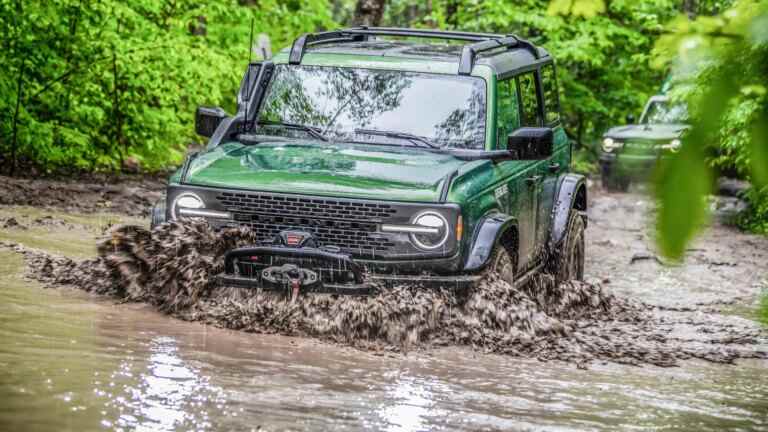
top-left (2, 195), bottom-right (768, 431)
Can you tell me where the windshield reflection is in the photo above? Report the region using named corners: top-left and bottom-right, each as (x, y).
top-left (642, 101), bottom-right (688, 124)
top-left (257, 65), bottom-right (487, 149)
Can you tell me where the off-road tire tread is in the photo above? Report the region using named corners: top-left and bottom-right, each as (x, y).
top-left (482, 244), bottom-right (516, 285)
top-left (150, 198), bottom-right (166, 230)
top-left (548, 211), bottom-right (586, 284)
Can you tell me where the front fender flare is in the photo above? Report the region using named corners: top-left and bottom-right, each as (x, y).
top-left (463, 213), bottom-right (517, 272)
top-left (547, 174), bottom-right (587, 253)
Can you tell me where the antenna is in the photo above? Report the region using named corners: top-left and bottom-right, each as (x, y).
top-left (243, 18), bottom-right (255, 132)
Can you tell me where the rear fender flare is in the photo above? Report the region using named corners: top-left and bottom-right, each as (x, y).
top-left (463, 213), bottom-right (517, 272)
top-left (548, 174), bottom-right (587, 252)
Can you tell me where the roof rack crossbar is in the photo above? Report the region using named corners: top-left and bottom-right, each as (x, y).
top-left (344, 26), bottom-right (503, 41)
top-left (458, 35), bottom-right (540, 75)
top-left (289, 31), bottom-right (369, 64)
top-left (288, 27), bottom-right (542, 74)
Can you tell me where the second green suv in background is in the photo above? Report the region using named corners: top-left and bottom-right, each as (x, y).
top-left (599, 95), bottom-right (689, 191)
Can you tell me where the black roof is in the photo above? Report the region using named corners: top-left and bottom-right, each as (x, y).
top-left (287, 27), bottom-right (551, 76)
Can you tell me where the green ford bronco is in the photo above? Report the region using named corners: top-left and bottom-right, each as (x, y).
top-left (600, 95), bottom-right (689, 191)
top-left (153, 27), bottom-right (588, 296)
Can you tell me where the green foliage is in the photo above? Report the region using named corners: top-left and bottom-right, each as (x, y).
top-left (652, 0), bottom-right (768, 257)
top-left (571, 145), bottom-right (600, 176)
top-left (0, 0), bottom-right (333, 173)
top-left (738, 186), bottom-right (768, 234)
top-left (547, 0), bottom-right (606, 18)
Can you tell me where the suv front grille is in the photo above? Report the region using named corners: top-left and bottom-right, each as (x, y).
top-left (216, 192), bottom-right (398, 257)
top-left (218, 192), bottom-right (397, 220)
top-left (624, 139), bottom-right (661, 149)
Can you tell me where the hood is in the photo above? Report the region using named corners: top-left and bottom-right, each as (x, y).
top-left (180, 140), bottom-right (466, 202)
top-left (604, 123), bottom-right (688, 141)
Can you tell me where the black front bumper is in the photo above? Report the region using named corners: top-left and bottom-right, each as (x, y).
top-left (216, 245), bottom-right (481, 296)
top-left (599, 151), bottom-right (662, 176)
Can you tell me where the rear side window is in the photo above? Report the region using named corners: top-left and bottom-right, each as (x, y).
top-left (540, 64), bottom-right (561, 125)
top-left (516, 72), bottom-right (540, 127)
top-left (496, 79), bottom-right (520, 145)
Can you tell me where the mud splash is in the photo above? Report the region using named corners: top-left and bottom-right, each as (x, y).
top-left (6, 220), bottom-right (766, 367)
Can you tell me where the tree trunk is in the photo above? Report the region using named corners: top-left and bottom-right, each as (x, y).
top-left (445, 0), bottom-right (459, 27)
top-left (682, 0), bottom-right (698, 18)
top-left (353, 0), bottom-right (387, 26)
top-left (10, 59), bottom-right (25, 177)
top-left (576, 114), bottom-right (584, 150)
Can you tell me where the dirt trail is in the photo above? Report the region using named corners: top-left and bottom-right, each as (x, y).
top-left (586, 189), bottom-right (768, 307)
top-left (1, 183), bottom-right (766, 368)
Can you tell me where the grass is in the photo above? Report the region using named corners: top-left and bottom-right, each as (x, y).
top-left (759, 292), bottom-right (768, 326)
top-left (571, 147), bottom-right (600, 177)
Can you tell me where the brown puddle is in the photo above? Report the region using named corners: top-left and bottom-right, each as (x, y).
top-left (1, 247), bottom-right (768, 431)
top-left (7, 220), bottom-right (767, 367)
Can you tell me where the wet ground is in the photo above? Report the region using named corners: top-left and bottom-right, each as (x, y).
top-left (1, 184), bottom-right (767, 431)
top-left (0, 174), bottom-right (164, 217)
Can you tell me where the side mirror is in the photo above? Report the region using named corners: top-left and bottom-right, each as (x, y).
top-left (507, 127), bottom-right (554, 160)
top-left (195, 106), bottom-right (227, 138)
top-left (626, 114), bottom-right (636, 124)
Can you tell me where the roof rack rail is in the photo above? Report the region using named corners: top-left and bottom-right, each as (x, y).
top-left (288, 26), bottom-right (541, 75)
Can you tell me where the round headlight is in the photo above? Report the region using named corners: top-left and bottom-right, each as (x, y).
top-left (171, 193), bottom-right (204, 220)
top-left (602, 137), bottom-right (620, 152)
top-left (411, 211), bottom-right (449, 250)
top-left (670, 138), bottom-right (682, 152)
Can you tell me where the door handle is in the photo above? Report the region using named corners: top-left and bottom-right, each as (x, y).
top-left (548, 163), bottom-right (560, 173)
top-left (525, 175), bottom-right (542, 185)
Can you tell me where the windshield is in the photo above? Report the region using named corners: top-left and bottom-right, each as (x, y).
top-left (641, 101), bottom-right (688, 124)
top-left (255, 65), bottom-right (487, 149)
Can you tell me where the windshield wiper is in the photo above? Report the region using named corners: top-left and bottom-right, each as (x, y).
top-left (354, 128), bottom-right (440, 149)
top-left (258, 120), bottom-right (328, 141)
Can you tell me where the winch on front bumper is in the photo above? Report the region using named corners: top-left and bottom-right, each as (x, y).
top-left (215, 231), bottom-right (481, 297)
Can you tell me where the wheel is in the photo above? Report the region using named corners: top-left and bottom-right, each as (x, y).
top-left (548, 211), bottom-right (585, 284)
top-left (601, 164), bottom-right (630, 192)
top-left (483, 245), bottom-right (516, 285)
top-left (150, 198), bottom-right (166, 229)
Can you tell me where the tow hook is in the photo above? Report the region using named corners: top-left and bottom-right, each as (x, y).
top-left (261, 264), bottom-right (318, 302)
top-left (284, 265), bottom-right (301, 303)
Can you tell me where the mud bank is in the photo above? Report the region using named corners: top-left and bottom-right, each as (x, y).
top-left (0, 174), bottom-right (164, 217)
top-left (6, 219), bottom-right (766, 368)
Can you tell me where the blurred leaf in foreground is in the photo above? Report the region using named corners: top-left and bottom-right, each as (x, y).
top-left (654, 137), bottom-right (712, 259)
top-left (751, 113), bottom-right (768, 188)
top-left (652, 0), bottom-right (768, 257)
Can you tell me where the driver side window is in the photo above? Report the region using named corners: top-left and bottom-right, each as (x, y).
top-left (516, 72), bottom-right (541, 127)
top-left (496, 78), bottom-right (520, 147)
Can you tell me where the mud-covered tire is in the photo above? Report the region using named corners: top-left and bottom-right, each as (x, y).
top-left (150, 198), bottom-right (166, 230)
top-left (482, 245), bottom-right (516, 285)
top-left (548, 211), bottom-right (585, 284)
